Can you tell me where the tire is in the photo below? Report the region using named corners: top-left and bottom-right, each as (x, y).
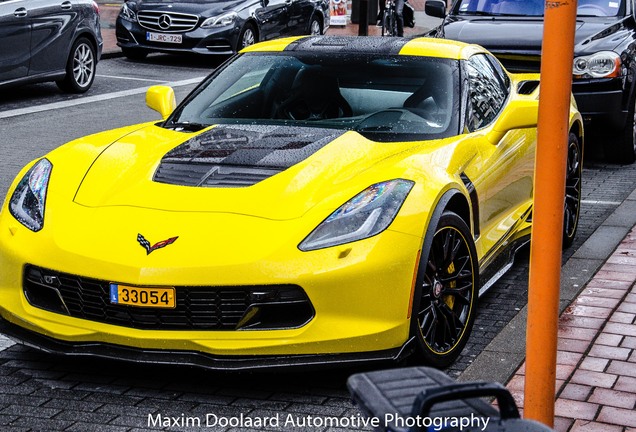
top-left (382, 10), bottom-right (396, 36)
top-left (309, 16), bottom-right (322, 35)
top-left (237, 23), bottom-right (257, 51)
top-left (563, 132), bottom-right (582, 248)
top-left (605, 94), bottom-right (636, 164)
top-left (122, 47), bottom-right (148, 61)
top-left (410, 211), bottom-right (478, 368)
top-left (56, 37), bottom-right (96, 93)
top-left (381, 10), bottom-right (390, 36)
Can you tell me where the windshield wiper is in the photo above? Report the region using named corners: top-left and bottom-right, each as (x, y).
top-left (164, 121), bottom-right (209, 132)
top-left (458, 10), bottom-right (494, 16)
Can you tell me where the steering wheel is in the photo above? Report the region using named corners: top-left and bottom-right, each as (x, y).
top-left (274, 95), bottom-right (352, 121)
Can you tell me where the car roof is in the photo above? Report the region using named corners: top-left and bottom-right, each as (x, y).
top-left (241, 36), bottom-right (487, 60)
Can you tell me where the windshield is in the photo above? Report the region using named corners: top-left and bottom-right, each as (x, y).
top-left (166, 52), bottom-right (460, 142)
top-left (455, 0), bottom-right (624, 17)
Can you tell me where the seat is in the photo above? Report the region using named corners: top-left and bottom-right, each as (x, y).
top-left (273, 67), bottom-right (353, 120)
top-left (403, 80), bottom-right (445, 122)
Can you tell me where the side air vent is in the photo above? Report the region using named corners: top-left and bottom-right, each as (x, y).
top-left (154, 162), bottom-right (282, 187)
top-left (517, 80), bottom-right (540, 95)
top-left (460, 172), bottom-right (480, 238)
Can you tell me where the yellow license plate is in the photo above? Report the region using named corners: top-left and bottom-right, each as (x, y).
top-left (110, 284), bottom-right (175, 308)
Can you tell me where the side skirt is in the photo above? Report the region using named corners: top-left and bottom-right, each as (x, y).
top-left (478, 235), bottom-right (530, 297)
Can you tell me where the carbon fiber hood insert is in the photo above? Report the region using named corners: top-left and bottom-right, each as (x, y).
top-left (154, 125), bottom-right (345, 187)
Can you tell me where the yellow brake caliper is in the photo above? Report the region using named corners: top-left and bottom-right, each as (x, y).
top-left (444, 261), bottom-right (456, 309)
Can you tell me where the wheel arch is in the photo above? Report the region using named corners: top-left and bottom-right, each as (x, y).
top-left (308, 11), bottom-right (324, 34)
top-left (71, 31), bottom-right (99, 60)
top-left (408, 188), bottom-right (480, 365)
top-left (569, 118), bottom-right (584, 149)
top-left (244, 18), bottom-right (260, 41)
top-left (419, 189), bottom-right (473, 266)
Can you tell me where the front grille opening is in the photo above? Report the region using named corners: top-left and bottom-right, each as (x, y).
top-left (23, 265), bottom-right (314, 331)
top-left (137, 11), bottom-right (199, 33)
top-left (23, 268), bottom-right (69, 315)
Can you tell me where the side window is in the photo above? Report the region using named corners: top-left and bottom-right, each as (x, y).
top-left (465, 54), bottom-right (509, 132)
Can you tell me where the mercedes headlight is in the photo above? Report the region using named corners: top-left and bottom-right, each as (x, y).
top-left (9, 159), bottom-right (52, 232)
top-left (120, 2), bottom-right (137, 22)
top-left (201, 12), bottom-right (238, 28)
top-left (573, 51), bottom-right (621, 78)
top-left (299, 179), bottom-right (414, 251)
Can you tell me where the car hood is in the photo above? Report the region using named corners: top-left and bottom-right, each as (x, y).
top-left (440, 16), bottom-right (629, 55)
top-left (135, 0), bottom-right (254, 16)
top-left (73, 124), bottom-right (412, 220)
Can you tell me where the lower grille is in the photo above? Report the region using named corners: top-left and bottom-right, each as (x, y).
top-left (23, 265), bottom-right (314, 331)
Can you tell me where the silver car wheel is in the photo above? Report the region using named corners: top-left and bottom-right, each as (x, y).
top-left (310, 18), bottom-right (321, 35)
top-left (241, 28), bottom-right (255, 48)
top-left (72, 42), bottom-right (95, 89)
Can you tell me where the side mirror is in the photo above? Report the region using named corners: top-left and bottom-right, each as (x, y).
top-left (425, 0), bottom-right (446, 18)
top-left (489, 100), bottom-right (539, 143)
top-left (146, 85), bottom-right (176, 119)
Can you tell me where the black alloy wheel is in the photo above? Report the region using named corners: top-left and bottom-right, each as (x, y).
top-left (56, 38), bottom-right (96, 93)
top-left (563, 132), bottom-right (582, 248)
top-left (412, 211), bottom-right (478, 368)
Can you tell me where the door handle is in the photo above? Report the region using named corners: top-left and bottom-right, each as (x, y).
top-left (61, 1), bottom-right (72, 10)
top-left (14, 7), bottom-right (28, 17)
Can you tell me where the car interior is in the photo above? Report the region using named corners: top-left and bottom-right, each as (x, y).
top-left (172, 54), bottom-right (459, 141)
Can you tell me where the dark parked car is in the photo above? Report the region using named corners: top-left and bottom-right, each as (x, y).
top-left (0, 0), bottom-right (102, 93)
top-left (115, 0), bottom-right (330, 58)
top-left (425, 0), bottom-right (636, 163)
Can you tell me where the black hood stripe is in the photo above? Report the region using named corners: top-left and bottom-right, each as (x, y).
top-left (154, 125), bottom-right (346, 187)
top-left (284, 36), bottom-right (409, 56)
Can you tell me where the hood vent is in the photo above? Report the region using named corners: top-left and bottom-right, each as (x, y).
top-left (153, 124), bottom-right (344, 188)
top-left (155, 162), bottom-right (282, 187)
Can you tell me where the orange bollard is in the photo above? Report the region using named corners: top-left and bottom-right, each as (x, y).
top-left (524, 0), bottom-right (578, 427)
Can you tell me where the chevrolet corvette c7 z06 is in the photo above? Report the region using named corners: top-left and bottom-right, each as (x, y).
top-left (0, 36), bottom-right (583, 370)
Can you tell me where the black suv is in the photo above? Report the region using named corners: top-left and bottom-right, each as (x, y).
top-left (425, 0), bottom-right (636, 163)
top-left (0, 0), bottom-right (102, 93)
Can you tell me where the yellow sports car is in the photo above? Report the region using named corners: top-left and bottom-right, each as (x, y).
top-left (0, 36), bottom-right (583, 369)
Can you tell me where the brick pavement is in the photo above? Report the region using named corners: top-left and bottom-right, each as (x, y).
top-left (506, 227), bottom-right (636, 431)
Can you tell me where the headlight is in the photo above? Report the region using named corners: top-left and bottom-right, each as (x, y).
top-left (298, 179), bottom-right (414, 251)
top-left (573, 51), bottom-right (621, 78)
top-left (120, 2), bottom-right (137, 22)
top-left (201, 12), bottom-right (238, 28)
top-left (9, 159), bottom-right (52, 232)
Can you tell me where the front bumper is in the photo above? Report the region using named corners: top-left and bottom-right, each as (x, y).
top-left (116, 18), bottom-right (240, 55)
top-left (0, 317), bottom-right (413, 371)
top-left (572, 77), bottom-right (629, 130)
top-left (0, 203), bottom-right (421, 364)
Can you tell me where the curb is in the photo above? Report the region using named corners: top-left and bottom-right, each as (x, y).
top-left (459, 187), bottom-right (636, 384)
